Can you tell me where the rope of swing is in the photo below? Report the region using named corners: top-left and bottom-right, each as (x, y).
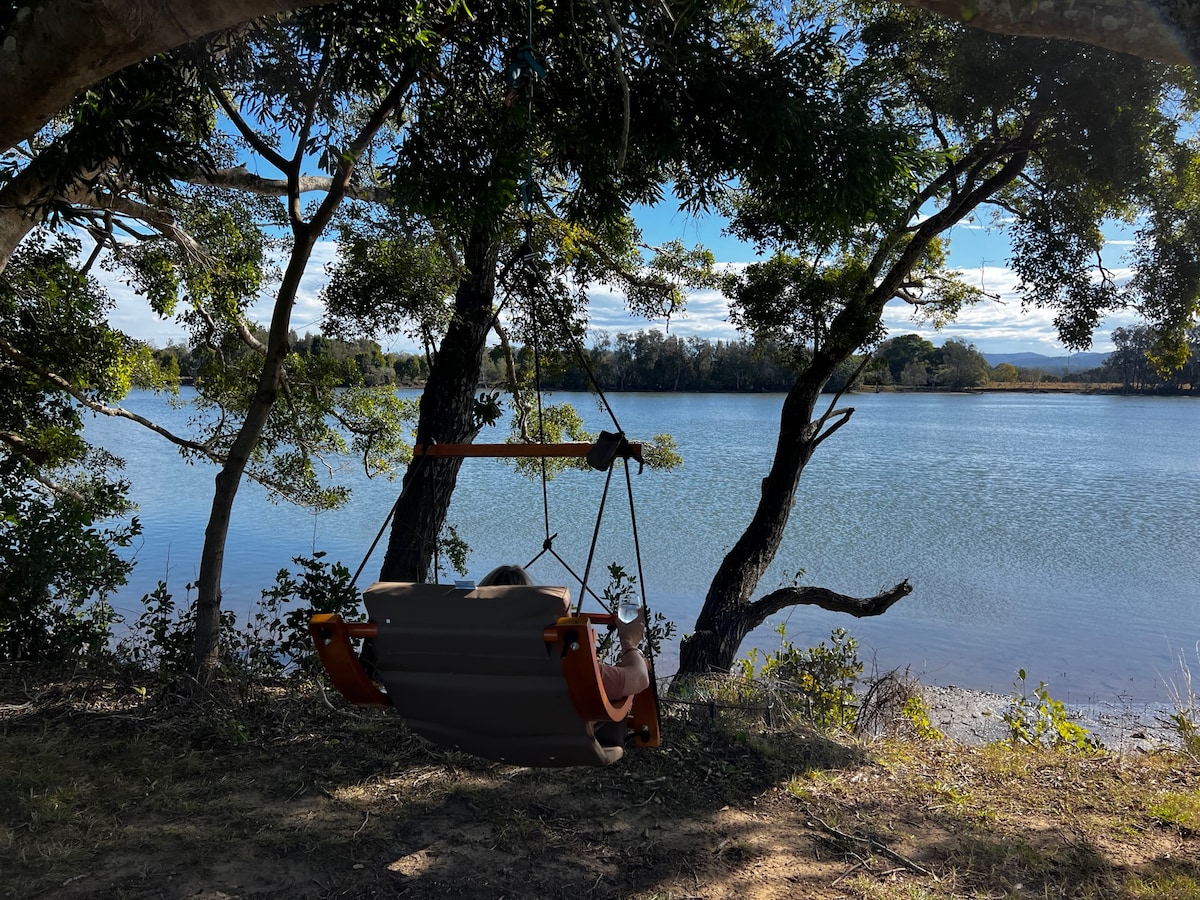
top-left (506, 0), bottom-right (650, 630)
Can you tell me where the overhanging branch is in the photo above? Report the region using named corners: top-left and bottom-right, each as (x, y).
top-left (748, 580), bottom-right (913, 622)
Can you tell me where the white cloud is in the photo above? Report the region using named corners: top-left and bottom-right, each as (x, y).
top-left (96, 236), bottom-right (1137, 358)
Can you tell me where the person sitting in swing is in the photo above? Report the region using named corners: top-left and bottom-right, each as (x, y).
top-left (478, 564), bottom-right (650, 702)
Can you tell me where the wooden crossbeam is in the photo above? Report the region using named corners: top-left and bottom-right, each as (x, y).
top-left (412, 442), bottom-right (643, 459)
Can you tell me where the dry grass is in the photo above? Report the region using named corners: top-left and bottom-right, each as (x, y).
top-left (2, 663), bottom-right (1198, 899)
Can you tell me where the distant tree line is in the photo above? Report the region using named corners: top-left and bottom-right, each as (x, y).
top-left (867, 331), bottom-right (1200, 394)
top-left (513, 330), bottom-right (860, 393)
top-left (151, 331), bottom-right (429, 387)
top-left (148, 326), bottom-right (1198, 395)
top-left (1100, 326), bottom-right (1200, 394)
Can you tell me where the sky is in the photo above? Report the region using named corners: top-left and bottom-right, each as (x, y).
top-left (100, 199), bottom-right (1143, 360)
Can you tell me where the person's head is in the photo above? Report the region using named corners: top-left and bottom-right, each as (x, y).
top-left (478, 564), bottom-right (533, 586)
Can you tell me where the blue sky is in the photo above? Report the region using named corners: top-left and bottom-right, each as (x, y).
top-left (102, 201), bottom-right (1141, 359)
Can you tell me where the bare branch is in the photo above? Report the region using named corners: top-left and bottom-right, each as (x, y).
top-left (747, 580), bottom-right (913, 623)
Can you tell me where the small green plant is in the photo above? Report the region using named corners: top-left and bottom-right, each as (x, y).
top-left (901, 694), bottom-right (945, 741)
top-left (1149, 792), bottom-right (1200, 833)
top-left (117, 581), bottom-right (237, 680)
top-left (594, 563), bottom-right (675, 664)
top-left (435, 524), bottom-right (470, 580)
top-left (248, 553), bottom-right (362, 675)
top-left (742, 625), bottom-right (863, 732)
top-left (117, 554), bottom-right (360, 682)
top-left (1000, 669), bottom-right (1098, 752)
top-left (1163, 645), bottom-right (1200, 759)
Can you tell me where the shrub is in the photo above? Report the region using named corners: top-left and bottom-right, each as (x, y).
top-left (117, 554), bottom-right (360, 683)
top-left (0, 468), bottom-right (137, 664)
top-left (741, 625), bottom-right (863, 733)
top-left (1000, 669), bottom-right (1097, 752)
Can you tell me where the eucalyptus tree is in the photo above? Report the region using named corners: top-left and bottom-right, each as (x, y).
top-left (891, 0), bottom-right (1200, 67)
top-left (677, 6), bottom-right (1200, 673)
top-left (0, 0), bottom-right (340, 156)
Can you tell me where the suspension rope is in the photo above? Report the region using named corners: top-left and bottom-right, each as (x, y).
top-left (504, 0), bottom-right (644, 625)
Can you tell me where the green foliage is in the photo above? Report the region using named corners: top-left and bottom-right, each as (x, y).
top-left (740, 626), bottom-right (864, 733)
top-left (120, 555), bottom-right (361, 681)
top-left (0, 233), bottom-right (143, 664)
top-left (320, 223), bottom-right (460, 346)
top-left (9, 54), bottom-right (218, 227)
top-left (999, 669), bottom-right (1098, 753)
top-left (1148, 792), bottom-right (1200, 833)
top-left (435, 525), bottom-right (470, 580)
top-left (594, 563), bottom-right (676, 665)
top-left (250, 554), bottom-right (362, 676)
top-left (0, 470), bottom-right (136, 663)
top-left (117, 582), bottom-right (227, 680)
top-left (902, 695), bottom-right (945, 741)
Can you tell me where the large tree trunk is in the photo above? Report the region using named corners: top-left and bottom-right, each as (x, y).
top-left (892, 0), bottom-right (1195, 67)
top-left (0, 0), bottom-right (337, 152)
top-left (378, 228), bottom-right (500, 583)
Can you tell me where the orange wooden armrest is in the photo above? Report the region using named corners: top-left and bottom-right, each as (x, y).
top-left (309, 613), bottom-right (390, 708)
top-left (543, 617), bottom-right (634, 723)
top-left (628, 657), bottom-right (662, 748)
top-left (554, 611), bottom-right (661, 747)
top-left (414, 442), bottom-right (642, 459)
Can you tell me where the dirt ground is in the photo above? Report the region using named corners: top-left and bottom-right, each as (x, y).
top-left (2, 669), bottom-right (1198, 899)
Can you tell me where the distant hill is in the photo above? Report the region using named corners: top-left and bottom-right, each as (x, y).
top-left (983, 351), bottom-right (1110, 373)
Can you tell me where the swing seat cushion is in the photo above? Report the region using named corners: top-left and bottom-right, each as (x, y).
top-left (363, 581), bottom-right (623, 767)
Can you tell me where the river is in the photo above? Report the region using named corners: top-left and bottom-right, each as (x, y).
top-left (88, 389), bottom-right (1200, 707)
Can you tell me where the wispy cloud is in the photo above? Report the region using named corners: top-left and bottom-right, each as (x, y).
top-left (97, 239), bottom-right (1138, 356)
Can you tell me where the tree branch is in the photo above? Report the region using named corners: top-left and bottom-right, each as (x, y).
top-left (891, 0), bottom-right (1194, 68)
top-left (212, 88), bottom-right (291, 173)
top-left (748, 580), bottom-right (913, 623)
top-left (0, 0), bottom-right (340, 152)
top-left (188, 165), bottom-right (390, 202)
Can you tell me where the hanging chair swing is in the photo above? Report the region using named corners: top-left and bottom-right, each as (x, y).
top-left (310, 12), bottom-right (661, 766)
top-left (308, 428), bottom-right (662, 767)
top-left (310, 399), bottom-right (662, 766)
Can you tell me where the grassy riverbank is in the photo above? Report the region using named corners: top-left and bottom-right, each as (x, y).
top-left (2, 668), bottom-right (1198, 900)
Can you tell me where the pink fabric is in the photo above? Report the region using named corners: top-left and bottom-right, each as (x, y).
top-left (599, 649), bottom-right (650, 701)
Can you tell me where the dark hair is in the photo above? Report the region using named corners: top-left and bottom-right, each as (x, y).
top-left (478, 564), bottom-right (533, 586)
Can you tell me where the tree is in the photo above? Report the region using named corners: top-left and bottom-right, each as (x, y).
top-left (1106, 325), bottom-right (1159, 390)
top-left (677, 7), bottom-right (1200, 674)
top-left (991, 362), bottom-right (1020, 383)
top-left (329, 2), bottom-right (917, 587)
top-left (2, 5), bottom-right (452, 679)
top-left (935, 339), bottom-right (990, 389)
top-left (890, 0), bottom-right (1199, 67)
top-left (0, 233), bottom-right (143, 661)
top-left (875, 333), bottom-right (937, 384)
top-left (0, 0), bottom-right (338, 155)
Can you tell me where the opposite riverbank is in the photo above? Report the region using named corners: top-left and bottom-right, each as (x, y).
top-left (3, 667), bottom-right (1197, 900)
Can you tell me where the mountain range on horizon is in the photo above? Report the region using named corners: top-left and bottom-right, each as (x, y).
top-left (982, 351), bottom-right (1110, 372)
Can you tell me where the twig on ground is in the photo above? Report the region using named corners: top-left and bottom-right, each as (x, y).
top-left (795, 799), bottom-right (934, 878)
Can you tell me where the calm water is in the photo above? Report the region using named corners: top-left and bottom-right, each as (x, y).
top-left (89, 389), bottom-right (1200, 705)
